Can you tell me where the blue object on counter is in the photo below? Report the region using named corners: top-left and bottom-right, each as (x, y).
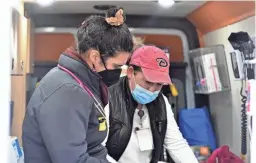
top-left (179, 107), bottom-right (217, 151)
top-left (194, 150), bottom-right (200, 157)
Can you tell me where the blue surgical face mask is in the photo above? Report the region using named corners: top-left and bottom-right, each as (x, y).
top-left (131, 75), bottom-right (160, 105)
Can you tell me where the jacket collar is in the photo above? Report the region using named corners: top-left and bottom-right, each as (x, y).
top-left (58, 54), bottom-right (101, 96)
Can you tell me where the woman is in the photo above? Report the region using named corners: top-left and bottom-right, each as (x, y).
top-left (105, 46), bottom-right (198, 163)
top-left (22, 7), bottom-right (133, 163)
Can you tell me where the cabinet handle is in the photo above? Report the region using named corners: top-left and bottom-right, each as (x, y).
top-left (20, 60), bottom-right (24, 71)
top-left (12, 58), bottom-right (14, 70)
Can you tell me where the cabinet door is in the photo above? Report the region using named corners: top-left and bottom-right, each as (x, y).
top-left (10, 8), bottom-right (20, 74)
top-left (19, 13), bottom-right (32, 74)
top-left (11, 75), bottom-right (26, 144)
top-left (11, 7), bottom-right (32, 74)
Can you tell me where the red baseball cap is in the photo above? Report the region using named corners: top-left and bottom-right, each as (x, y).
top-left (130, 46), bottom-right (171, 84)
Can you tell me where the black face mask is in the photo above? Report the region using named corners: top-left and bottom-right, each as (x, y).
top-left (98, 69), bottom-right (122, 87)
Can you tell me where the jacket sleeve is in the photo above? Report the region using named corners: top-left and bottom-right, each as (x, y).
top-left (37, 84), bottom-right (110, 163)
top-left (162, 96), bottom-right (199, 163)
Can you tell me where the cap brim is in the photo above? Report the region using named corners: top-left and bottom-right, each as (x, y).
top-left (141, 68), bottom-right (172, 85)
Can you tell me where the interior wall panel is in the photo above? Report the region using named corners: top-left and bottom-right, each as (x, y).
top-left (30, 15), bottom-right (199, 51)
top-left (187, 1), bottom-right (255, 35)
top-left (34, 33), bottom-right (75, 61)
top-left (137, 34), bottom-right (183, 61)
top-left (35, 33), bottom-right (184, 62)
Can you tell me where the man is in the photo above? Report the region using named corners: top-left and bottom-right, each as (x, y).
top-left (105, 46), bottom-right (198, 163)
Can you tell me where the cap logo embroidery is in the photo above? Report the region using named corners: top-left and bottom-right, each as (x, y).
top-left (156, 58), bottom-right (168, 67)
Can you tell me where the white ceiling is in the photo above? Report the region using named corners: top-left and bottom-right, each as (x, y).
top-left (24, 0), bottom-right (206, 17)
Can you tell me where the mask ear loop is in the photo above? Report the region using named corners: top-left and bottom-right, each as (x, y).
top-left (100, 55), bottom-right (108, 70)
top-left (132, 71), bottom-right (138, 88)
top-left (129, 72), bottom-right (137, 92)
top-left (132, 72), bottom-right (145, 124)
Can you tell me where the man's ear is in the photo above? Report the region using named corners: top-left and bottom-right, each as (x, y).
top-left (127, 66), bottom-right (134, 79)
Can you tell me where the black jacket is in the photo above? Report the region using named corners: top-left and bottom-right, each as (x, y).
top-left (22, 54), bottom-right (110, 163)
top-left (106, 77), bottom-right (169, 163)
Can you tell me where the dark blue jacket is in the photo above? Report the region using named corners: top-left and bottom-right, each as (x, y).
top-left (22, 54), bottom-right (110, 163)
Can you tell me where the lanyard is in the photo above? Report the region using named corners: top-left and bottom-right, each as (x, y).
top-left (58, 65), bottom-right (106, 118)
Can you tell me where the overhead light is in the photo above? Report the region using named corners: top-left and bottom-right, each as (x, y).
top-left (44, 27), bottom-right (55, 32)
top-left (158, 0), bottom-right (175, 8)
top-left (36, 0), bottom-right (55, 6)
